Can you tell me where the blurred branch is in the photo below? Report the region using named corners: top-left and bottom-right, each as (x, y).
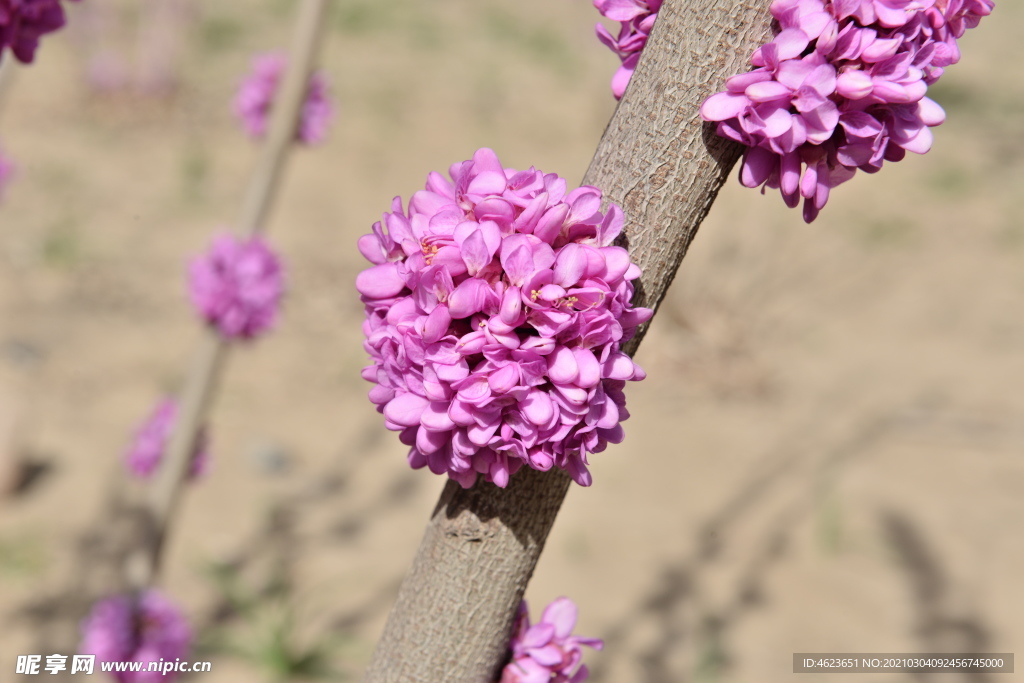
top-left (127, 0), bottom-right (331, 591)
top-left (0, 57), bottom-right (17, 117)
top-left (360, 1), bottom-right (772, 681)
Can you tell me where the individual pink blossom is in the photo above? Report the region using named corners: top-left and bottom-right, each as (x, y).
top-left (79, 590), bottom-right (192, 683)
top-left (501, 598), bottom-right (603, 683)
top-left (0, 146), bottom-right (14, 200)
top-left (700, 0), bottom-right (994, 222)
top-left (233, 52), bottom-right (334, 145)
top-left (125, 399), bottom-right (209, 481)
top-left (0, 0), bottom-right (78, 65)
top-left (593, 0), bottom-right (662, 99)
top-left (357, 148), bottom-right (651, 489)
top-left (188, 233), bottom-right (284, 340)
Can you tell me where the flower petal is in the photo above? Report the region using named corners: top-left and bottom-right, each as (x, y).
top-left (356, 263), bottom-right (406, 299)
top-left (384, 393), bottom-right (428, 427)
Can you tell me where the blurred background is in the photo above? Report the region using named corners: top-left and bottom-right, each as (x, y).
top-left (0, 0), bottom-right (1021, 681)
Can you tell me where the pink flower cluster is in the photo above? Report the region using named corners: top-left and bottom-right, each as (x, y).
top-left (188, 233), bottom-right (284, 341)
top-left (0, 0), bottom-right (78, 65)
top-left (357, 148), bottom-right (651, 488)
top-left (700, 0), bottom-right (994, 222)
top-left (501, 598), bottom-right (603, 683)
top-left (125, 399), bottom-right (209, 481)
top-left (79, 591), bottom-right (192, 683)
top-left (593, 0), bottom-right (662, 99)
top-left (234, 52), bottom-right (334, 146)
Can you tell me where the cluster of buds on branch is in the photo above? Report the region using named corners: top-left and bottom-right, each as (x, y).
top-left (501, 598), bottom-right (603, 683)
top-left (124, 400), bottom-right (210, 481)
top-left (79, 591), bottom-right (192, 682)
top-left (188, 233), bottom-right (285, 341)
top-left (701, 0), bottom-right (994, 221)
top-left (593, 0), bottom-right (662, 99)
top-left (234, 52), bottom-right (334, 146)
top-left (0, 0), bottom-right (78, 64)
top-left (357, 148), bottom-right (651, 489)
top-left (595, 0), bottom-right (994, 222)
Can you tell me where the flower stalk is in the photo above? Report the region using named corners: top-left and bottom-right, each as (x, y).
top-left (127, 0), bottom-right (330, 591)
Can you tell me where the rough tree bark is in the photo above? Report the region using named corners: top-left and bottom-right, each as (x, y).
top-left (360, 1), bottom-right (772, 681)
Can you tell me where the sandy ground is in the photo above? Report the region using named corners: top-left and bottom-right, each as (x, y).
top-left (1, 1), bottom-right (1022, 682)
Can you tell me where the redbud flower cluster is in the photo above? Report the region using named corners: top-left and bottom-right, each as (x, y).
top-left (501, 598), bottom-right (603, 683)
top-left (188, 233), bottom-right (285, 341)
top-left (593, 0), bottom-right (662, 100)
top-left (0, 0), bottom-right (77, 64)
top-left (357, 148), bottom-right (651, 489)
top-left (125, 399), bottom-right (209, 481)
top-left (234, 53), bottom-right (334, 146)
top-left (700, 0), bottom-right (994, 222)
top-left (0, 146), bottom-right (13, 200)
top-left (79, 591), bottom-right (192, 683)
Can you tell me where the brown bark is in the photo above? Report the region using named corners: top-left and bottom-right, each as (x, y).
top-left (360, 1), bottom-right (772, 681)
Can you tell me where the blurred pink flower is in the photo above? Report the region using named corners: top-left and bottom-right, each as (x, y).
top-left (125, 399), bottom-right (209, 481)
top-left (700, 0), bottom-right (994, 221)
top-left (188, 233), bottom-right (284, 341)
top-left (0, 0), bottom-right (78, 64)
top-left (79, 590), bottom-right (192, 683)
top-left (233, 52), bottom-right (334, 145)
top-left (357, 148), bottom-right (651, 488)
top-left (502, 598), bottom-right (603, 683)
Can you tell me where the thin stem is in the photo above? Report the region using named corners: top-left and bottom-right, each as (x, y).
top-left (128, 0), bottom-right (331, 591)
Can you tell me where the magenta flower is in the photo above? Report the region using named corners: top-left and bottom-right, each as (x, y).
top-left (188, 233), bottom-right (284, 341)
top-left (700, 0), bottom-right (994, 222)
top-left (233, 52), bottom-right (334, 146)
top-left (0, 0), bottom-right (78, 65)
top-left (593, 0), bottom-right (662, 99)
top-left (79, 590), bottom-right (192, 683)
top-left (357, 148), bottom-right (651, 489)
top-left (0, 146), bottom-right (14, 200)
top-left (125, 399), bottom-right (209, 481)
top-left (501, 598), bottom-right (603, 683)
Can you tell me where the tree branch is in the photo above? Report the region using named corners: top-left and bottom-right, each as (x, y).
top-left (360, 1), bottom-right (771, 681)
